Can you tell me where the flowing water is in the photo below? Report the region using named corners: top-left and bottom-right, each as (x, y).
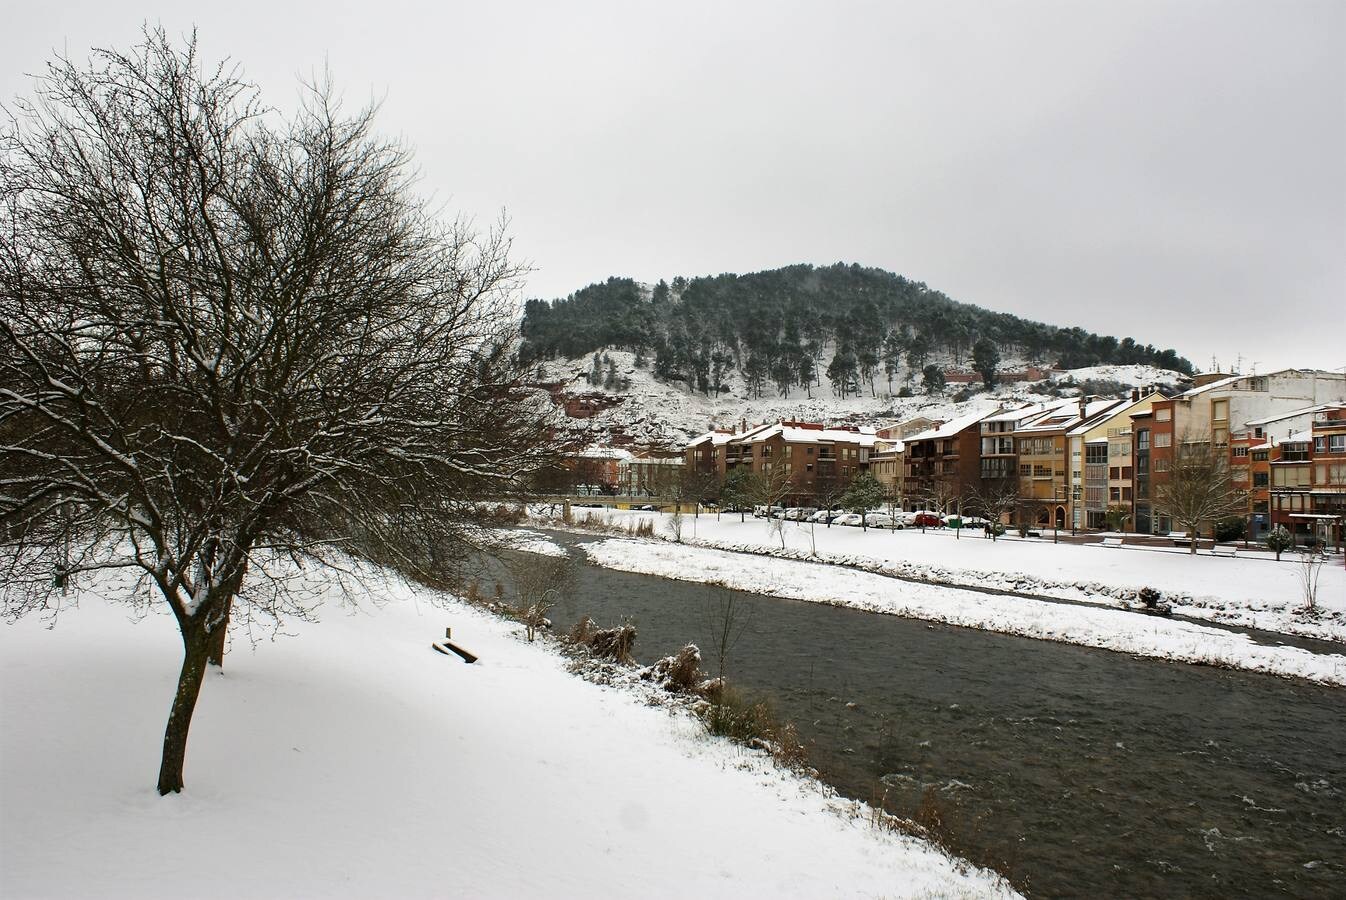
top-left (485, 531), bottom-right (1345, 898)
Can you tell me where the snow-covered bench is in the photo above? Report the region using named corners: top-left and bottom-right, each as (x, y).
top-left (1168, 531), bottom-right (1193, 546)
top-left (1210, 545), bottom-right (1238, 558)
top-left (1100, 537), bottom-right (1124, 548)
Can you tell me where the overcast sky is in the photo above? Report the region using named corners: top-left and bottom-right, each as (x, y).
top-left (5, 1), bottom-right (1343, 373)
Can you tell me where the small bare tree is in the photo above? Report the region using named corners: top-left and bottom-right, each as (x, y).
top-left (749, 465), bottom-right (795, 549)
top-left (0, 31), bottom-right (558, 794)
top-left (969, 478), bottom-right (1019, 541)
top-left (1155, 438), bottom-right (1248, 555)
top-left (1297, 548), bottom-right (1325, 613)
top-left (508, 554), bottom-right (576, 641)
top-left (812, 474), bottom-right (850, 527)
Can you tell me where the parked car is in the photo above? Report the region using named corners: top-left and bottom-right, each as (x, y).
top-left (834, 513), bottom-right (865, 527)
top-left (912, 512), bottom-right (943, 528)
top-left (864, 513), bottom-right (898, 528)
top-left (893, 511), bottom-right (918, 527)
top-left (954, 515), bottom-right (990, 528)
top-left (805, 509), bottom-right (830, 523)
top-left (635, 504), bottom-right (658, 511)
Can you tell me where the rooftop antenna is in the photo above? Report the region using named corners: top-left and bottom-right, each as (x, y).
top-left (1234, 353), bottom-right (1243, 375)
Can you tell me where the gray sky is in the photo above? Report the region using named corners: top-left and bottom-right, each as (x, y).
top-left (5, 1), bottom-right (1343, 373)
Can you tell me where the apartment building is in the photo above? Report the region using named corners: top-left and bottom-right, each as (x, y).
top-left (1269, 404), bottom-right (1346, 546)
top-left (1070, 390), bottom-right (1165, 530)
top-left (903, 409), bottom-right (996, 512)
top-left (1141, 370), bottom-right (1346, 536)
top-left (685, 420), bottom-right (878, 505)
top-left (1231, 405), bottom-right (1339, 539)
top-left (1014, 398), bottom-right (1128, 530)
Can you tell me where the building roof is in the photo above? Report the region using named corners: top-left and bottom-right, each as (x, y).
top-left (750, 422), bottom-right (879, 447)
top-left (1014, 398), bottom-right (1124, 435)
top-left (1243, 403), bottom-right (1341, 427)
top-left (1177, 368), bottom-right (1344, 399)
top-left (904, 409), bottom-right (995, 443)
top-left (1067, 399), bottom-right (1136, 436)
top-left (980, 398), bottom-right (1074, 424)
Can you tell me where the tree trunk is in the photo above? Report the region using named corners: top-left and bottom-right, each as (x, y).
top-left (206, 596), bottom-right (231, 666)
top-left (1189, 529), bottom-right (1198, 554)
top-left (158, 624), bottom-right (211, 794)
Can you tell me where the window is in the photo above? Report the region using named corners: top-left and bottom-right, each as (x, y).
top-left (1212, 399), bottom-right (1228, 421)
top-left (1086, 445), bottom-right (1108, 464)
top-left (1314, 437), bottom-right (1326, 454)
top-left (1155, 459), bottom-right (1170, 473)
top-left (1233, 446), bottom-right (1249, 458)
top-left (1252, 450), bottom-right (1268, 462)
top-left (1252, 472), bottom-right (1269, 488)
top-left (1020, 464), bottom-right (1031, 476)
top-left (1121, 466), bottom-right (1132, 479)
top-left (1137, 429), bottom-right (1150, 450)
top-left (1033, 464), bottom-right (1052, 478)
top-left (1154, 433), bottom-right (1172, 448)
top-left (1109, 487), bottom-right (1121, 502)
top-left (806, 446), bottom-right (814, 455)
top-left (805, 463), bottom-right (813, 472)
top-left (1156, 409), bottom-right (1171, 422)
top-left (1331, 435), bottom-right (1346, 453)
top-left (1121, 487), bottom-right (1132, 501)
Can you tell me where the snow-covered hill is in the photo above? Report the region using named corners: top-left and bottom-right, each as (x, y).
top-left (537, 349), bottom-right (1188, 448)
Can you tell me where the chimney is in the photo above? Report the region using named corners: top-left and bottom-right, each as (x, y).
top-left (1078, 396), bottom-right (1087, 420)
top-left (740, 417), bottom-right (747, 435)
top-left (1131, 388), bottom-right (1140, 402)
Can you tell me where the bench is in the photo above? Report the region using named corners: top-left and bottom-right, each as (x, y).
top-left (1168, 531), bottom-right (1193, 546)
top-left (1210, 545), bottom-right (1238, 558)
top-left (1101, 537), bottom-right (1124, 548)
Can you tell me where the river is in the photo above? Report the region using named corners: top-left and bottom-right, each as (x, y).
top-left (485, 530), bottom-right (1345, 898)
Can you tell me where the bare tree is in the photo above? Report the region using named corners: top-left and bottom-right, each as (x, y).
top-left (1155, 439), bottom-right (1247, 555)
top-left (811, 474), bottom-right (850, 527)
top-left (0, 31), bottom-right (558, 794)
top-left (1297, 548), bottom-right (1325, 613)
top-left (969, 478), bottom-right (1019, 541)
top-left (748, 465), bottom-right (795, 549)
top-left (507, 553), bottom-right (576, 641)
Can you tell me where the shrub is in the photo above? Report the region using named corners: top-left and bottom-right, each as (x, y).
top-left (1137, 586), bottom-right (1162, 609)
top-left (896, 386), bottom-right (913, 398)
top-left (1214, 516), bottom-right (1246, 543)
top-left (1266, 525), bottom-right (1293, 560)
top-left (587, 622), bottom-right (637, 663)
top-left (567, 615), bottom-right (597, 644)
top-left (642, 643), bottom-right (704, 692)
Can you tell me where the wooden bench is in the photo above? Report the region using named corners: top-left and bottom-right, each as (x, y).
top-left (1210, 545), bottom-right (1238, 558)
top-left (1168, 531), bottom-right (1193, 547)
top-left (1101, 537), bottom-right (1124, 548)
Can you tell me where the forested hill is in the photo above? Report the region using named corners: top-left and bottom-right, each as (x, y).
top-left (520, 263), bottom-right (1194, 397)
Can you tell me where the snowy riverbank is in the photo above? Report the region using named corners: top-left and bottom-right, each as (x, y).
top-left (539, 507), bottom-right (1346, 644)
top-left (0, 565), bottom-right (1016, 899)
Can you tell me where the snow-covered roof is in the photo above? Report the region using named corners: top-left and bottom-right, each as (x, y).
top-left (576, 446), bottom-right (635, 460)
top-left (980, 400), bottom-right (1071, 424)
top-left (1013, 399), bottom-right (1123, 435)
top-left (1066, 399), bottom-right (1132, 435)
top-left (1287, 430), bottom-right (1312, 444)
top-left (903, 409), bottom-right (993, 443)
top-left (750, 423), bottom-right (879, 447)
top-left (1177, 368), bottom-right (1341, 399)
top-left (1243, 403), bottom-right (1341, 427)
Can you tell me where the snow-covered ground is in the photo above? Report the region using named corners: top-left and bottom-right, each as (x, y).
top-left (546, 508), bottom-right (1346, 644)
top-left (576, 536), bottom-right (1346, 686)
top-left (0, 564), bottom-right (1016, 899)
top-left (540, 349), bottom-right (1187, 444)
